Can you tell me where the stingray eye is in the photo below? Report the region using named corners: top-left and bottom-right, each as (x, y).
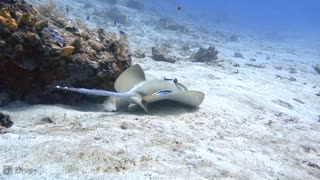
top-left (173, 78), bottom-right (178, 84)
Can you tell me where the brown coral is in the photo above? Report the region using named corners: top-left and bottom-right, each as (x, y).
top-left (0, 8), bottom-right (18, 31)
top-left (115, 45), bottom-right (126, 58)
top-left (0, 0), bottom-right (131, 104)
top-left (19, 12), bottom-right (36, 26)
top-left (0, 8), bottom-right (11, 18)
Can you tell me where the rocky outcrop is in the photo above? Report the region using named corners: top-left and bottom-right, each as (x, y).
top-left (192, 47), bottom-right (219, 63)
top-left (0, 112), bottom-right (13, 128)
top-left (151, 47), bottom-right (176, 63)
top-left (0, 0), bottom-right (131, 104)
top-left (234, 52), bottom-right (244, 58)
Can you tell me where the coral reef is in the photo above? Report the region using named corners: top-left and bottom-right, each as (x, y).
top-left (151, 46), bottom-right (176, 63)
top-left (125, 0), bottom-right (144, 11)
top-left (36, 0), bottom-right (64, 19)
top-left (0, 0), bottom-right (131, 104)
top-left (0, 8), bottom-right (18, 31)
top-left (192, 47), bottom-right (219, 63)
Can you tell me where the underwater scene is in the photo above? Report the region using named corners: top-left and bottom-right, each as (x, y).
top-left (0, 0), bottom-right (319, 179)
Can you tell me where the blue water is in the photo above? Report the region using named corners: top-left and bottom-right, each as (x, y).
top-left (147, 0), bottom-right (320, 36)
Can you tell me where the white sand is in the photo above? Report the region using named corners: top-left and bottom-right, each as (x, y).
top-left (1, 0), bottom-right (320, 179)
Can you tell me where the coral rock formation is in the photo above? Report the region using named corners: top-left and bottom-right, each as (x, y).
top-left (151, 46), bottom-right (176, 63)
top-left (0, 0), bottom-right (131, 104)
top-left (0, 8), bottom-right (18, 31)
top-left (192, 46), bottom-right (219, 63)
top-left (0, 112), bottom-right (13, 128)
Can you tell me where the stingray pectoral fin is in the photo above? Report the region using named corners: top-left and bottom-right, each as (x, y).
top-left (115, 64), bottom-right (146, 92)
top-left (116, 98), bottom-right (130, 111)
top-left (131, 95), bottom-right (149, 114)
top-left (143, 90), bottom-right (205, 108)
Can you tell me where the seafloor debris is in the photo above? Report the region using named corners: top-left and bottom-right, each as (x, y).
top-left (288, 77), bottom-right (296, 81)
top-left (313, 64), bottom-right (320, 74)
top-left (0, 0), bottom-right (131, 104)
top-left (274, 66), bottom-right (283, 70)
top-left (302, 161), bottom-right (320, 170)
top-left (39, 117), bottom-right (54, 124)
top-left (245, 63), bottom-right (266, 68)
top-left (132, 50), bottom-right (146, 58)
top-left (233, 63), bottom-right (240, 67)
top-left (157, 17), bottom-right (189, 32)
top-left (234, 52), bottom-right (244, 58)
top-left (275, 74), bottom-right (297, 81)
top-left (120, 122), bottom-right (128, 130)
top-left (192, 46), bottom-right (219, 63)
top-left (125, 0), bottom-right (144, 11)
top-left (293, 98), bottom-right (304, 104)
top-left (97, 0), bottom-right (118, 5)
top-left (228, 34), bottom-right (239, 42)
top-left (151, 46), bottom-right (176, 63)
top-left (0, 112), bottom-right (13, 128)
top-left (272, 100), bottom-right (294, 110)
top-left (289, 67), bottom-right (297, 74)
top-left (99, 7), bottom-right (128, 25)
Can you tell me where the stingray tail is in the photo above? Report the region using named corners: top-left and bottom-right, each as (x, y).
top-left (56, 86), bottom-right (150, 113)
top-left (55, 86), bottom-right (131, 98)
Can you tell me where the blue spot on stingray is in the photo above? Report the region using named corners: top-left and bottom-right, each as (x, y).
top-left (153, 90), bottom-right (172, 96)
